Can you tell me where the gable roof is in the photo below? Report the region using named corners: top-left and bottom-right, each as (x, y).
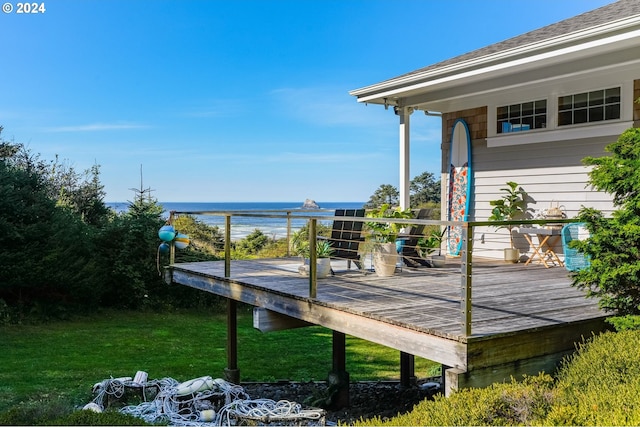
top-left (350, 0), bottom-right (640, 108)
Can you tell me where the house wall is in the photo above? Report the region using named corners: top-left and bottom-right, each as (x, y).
top-left (440, 77), bottom-right (640, 260)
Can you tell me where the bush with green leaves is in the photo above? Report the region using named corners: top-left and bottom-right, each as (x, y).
top-left (547, 329), bottom-right (640, 426)
top-left (359, 330), bottom-right (640, 426)
top-left (572, 128), bottom-right (640, 315)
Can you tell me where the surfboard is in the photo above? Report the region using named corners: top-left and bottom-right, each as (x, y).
top-left (447, 119), bottom-right (472, 256)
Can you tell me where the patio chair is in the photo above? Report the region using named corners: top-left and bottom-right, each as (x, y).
top-left (561, 222), bottom-right (591, 272)
top-left (400, 208), bottom-right (434, 268)
top-left (326, 208), bottom-right (365, 272)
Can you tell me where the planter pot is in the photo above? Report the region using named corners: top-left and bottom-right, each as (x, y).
top-left (316, 258), bottom-right (332, 279)
top-left (373, 242), bottom-right (399, 277)
top-left (504, 248), bottom-right (519, 263)
top-left (430, 254), bottom-right (446, 268)
top-left (298, 258), bottom-right (332, 279)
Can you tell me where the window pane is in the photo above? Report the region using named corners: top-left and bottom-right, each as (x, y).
top-left (558, 96), bottom-right (572, 111)
top-left (605, 87), bottom-right (621, 104)
top-left (589, 106), bottom-right (604, 122)
top-left (521, 116), bottom-right (534, 130)
top-left (498, 120), bottom-right (508, 134)
top-left (522, 102), bottom-right (534, 116)
top-left (534, 115), bottom-right (546, 129)
top-left (605, 104), bottom-right (620, 120)
top-left (535, 100), bottom-right (547, 114)
top-left (509, 104), bottom-right (521, 117)
top-left (574, 108), bottom-right (587, 124)
top-left (589, 90), bottom-right (604, 106)
top-left (497, 106), bottom-right (508, 120)
top-left (558, 111), bottom-right (572, 126)
top-left (574, 92), bottom-right (588, 108)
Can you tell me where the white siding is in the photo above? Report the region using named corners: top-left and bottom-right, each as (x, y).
top-left (443, 134), bottom-right (616, 260)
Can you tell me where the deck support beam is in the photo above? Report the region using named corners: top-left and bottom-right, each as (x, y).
top-left (400, 352), bottom-right (416, 387)
top-left (224, 299), bottom-right (240, 384)
top-left (331, 330), bottom-right (349, 409)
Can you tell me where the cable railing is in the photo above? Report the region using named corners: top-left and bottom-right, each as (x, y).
top-left (166, 209), bottom-right (581, 336)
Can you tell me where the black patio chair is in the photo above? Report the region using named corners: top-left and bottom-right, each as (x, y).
top-left (326, 208), bottom-right (365, 273)
top-left (399, 208), bottom-right (434, 268)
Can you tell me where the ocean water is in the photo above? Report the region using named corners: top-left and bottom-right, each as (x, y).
top-left (107, 201), bottom-right (365, 240)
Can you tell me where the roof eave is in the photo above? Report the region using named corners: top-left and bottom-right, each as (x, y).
top-left (349, 15), bottom-right (640, 106)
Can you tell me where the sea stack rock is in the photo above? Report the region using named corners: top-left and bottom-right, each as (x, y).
top-left (302, 199), bottom-right (320, 209)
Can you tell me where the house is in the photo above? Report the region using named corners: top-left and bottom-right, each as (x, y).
top-left (350, 0), bottom-right (640, 260)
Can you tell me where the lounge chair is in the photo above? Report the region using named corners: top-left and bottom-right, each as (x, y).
top-left (399, 208), bottom-right (434, 268)
top-left (327, 209), bottom-right (365, 272)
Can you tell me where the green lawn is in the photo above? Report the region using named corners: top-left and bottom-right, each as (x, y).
top-left (0, 308), bottom-right (439, 412)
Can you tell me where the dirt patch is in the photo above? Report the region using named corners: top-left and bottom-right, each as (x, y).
top-left (241, 380), bottom-right (442, 425)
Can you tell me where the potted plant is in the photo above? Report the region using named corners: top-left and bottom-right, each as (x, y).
top-left (488, 181), bottom-right (526, 263)
top-left (315, 240), bottom-right (334, 278)
top-left (417, 228), bottom-right (446, 267)
top-left (292, 231), bottom-right (334, 278)
top-left (366, 204), bottom-right (414, 276)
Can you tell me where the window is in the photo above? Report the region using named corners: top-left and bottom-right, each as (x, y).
top-left (497, 100), bottom-right (547, 134)
top-left (558, 87), bottom-right (620, 126)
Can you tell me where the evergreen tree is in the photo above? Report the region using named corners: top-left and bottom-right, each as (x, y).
top-left (364, 184), bottom-right (399, 209)
top-left (572, 128), bottom-right (640, 315)
top-left (410, 171), bottom-right (441, 206)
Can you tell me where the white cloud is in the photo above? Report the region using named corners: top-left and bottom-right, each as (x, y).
top-left (46, 122), bottom-right (150, 132)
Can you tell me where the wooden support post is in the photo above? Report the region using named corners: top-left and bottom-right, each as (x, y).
top-left (286, 211), bottom-right (292, 257)
top-left (330, 330), bottom-right (349, 409)
top-left (308, 218), bottom-right (317, 298)
top-left (224, 299), bottom-right (240, 384)
top-left (224, 215), bottom-right (231, 278)
top-left (460, 223), bottom-right (473, 337)
top-left (400, 351), bottom-right (416, 388)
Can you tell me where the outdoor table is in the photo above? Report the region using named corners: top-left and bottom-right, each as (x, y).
top-left (518, 227), bottom-right (564, 268)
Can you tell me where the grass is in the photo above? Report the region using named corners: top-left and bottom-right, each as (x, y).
top-left (0, 307), bottom-right (439, 413)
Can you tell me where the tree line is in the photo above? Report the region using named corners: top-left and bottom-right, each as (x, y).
top-left (0, 126), bottom-right (442, 322)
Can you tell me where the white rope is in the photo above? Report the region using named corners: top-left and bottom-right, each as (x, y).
top-left (86, 376), bottom-right (325, 426)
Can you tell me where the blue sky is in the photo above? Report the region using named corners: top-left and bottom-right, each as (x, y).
top-left (0, 0), bottom-right (612, 202)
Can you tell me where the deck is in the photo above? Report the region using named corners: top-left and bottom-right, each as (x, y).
top-left (167, 256), bottom-right (608, 395)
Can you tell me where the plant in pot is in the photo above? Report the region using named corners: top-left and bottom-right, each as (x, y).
top-left (291, 231), bottom-right (334, 278)
top-left (366, 204), bottom-right (414, 276)
top-left (417, 228), bottom-right (446, 267)
top-left (488, 181), bottom-right (526, 263)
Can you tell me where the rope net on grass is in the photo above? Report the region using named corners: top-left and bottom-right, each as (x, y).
top-left (85, 375), bottom-right (325, 426)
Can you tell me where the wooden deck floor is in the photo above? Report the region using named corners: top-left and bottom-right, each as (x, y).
top-left (168, 257), bottom-right (608, 393)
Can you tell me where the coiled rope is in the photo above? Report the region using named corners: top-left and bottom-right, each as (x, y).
top-left (87, 376), bottom-right (325, 426)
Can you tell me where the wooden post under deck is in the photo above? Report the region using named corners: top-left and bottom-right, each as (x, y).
top-left (224, 299), bottom-right (240, 384)
top-left (400, 352), bottom-right (416, 387)
top-left (331, 330), bottom-right (349, 408)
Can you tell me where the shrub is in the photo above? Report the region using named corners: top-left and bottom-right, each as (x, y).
top-left (548, 330), bottom-right (640, 426)
top-left (358, 374), bottom-right (555, 426)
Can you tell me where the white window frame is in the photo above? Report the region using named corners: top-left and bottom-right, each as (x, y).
top-left (487, 80), bottom-right (633, 148)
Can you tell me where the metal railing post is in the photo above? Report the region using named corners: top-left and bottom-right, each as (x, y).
top-left (308, 218), bottom-right (317, 298)
top-left (225, 215), bottom-right (231, 278)
top-left (286, 211), bottom-right (292, 257)
top-left (460, 223), bottom-right (473, 337)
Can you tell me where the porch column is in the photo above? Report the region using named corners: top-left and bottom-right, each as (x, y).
top-left (396, 106), bottom-right (413, 209)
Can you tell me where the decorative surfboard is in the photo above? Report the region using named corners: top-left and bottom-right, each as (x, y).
top-left (447, 119), bottom-right (472, 256)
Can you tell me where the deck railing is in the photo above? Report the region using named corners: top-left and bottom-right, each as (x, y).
top-left (167, 209), bottom-right (579, 336)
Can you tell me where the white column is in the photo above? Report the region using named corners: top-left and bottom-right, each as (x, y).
top-left (397, 106), bottom-right (413, 209)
